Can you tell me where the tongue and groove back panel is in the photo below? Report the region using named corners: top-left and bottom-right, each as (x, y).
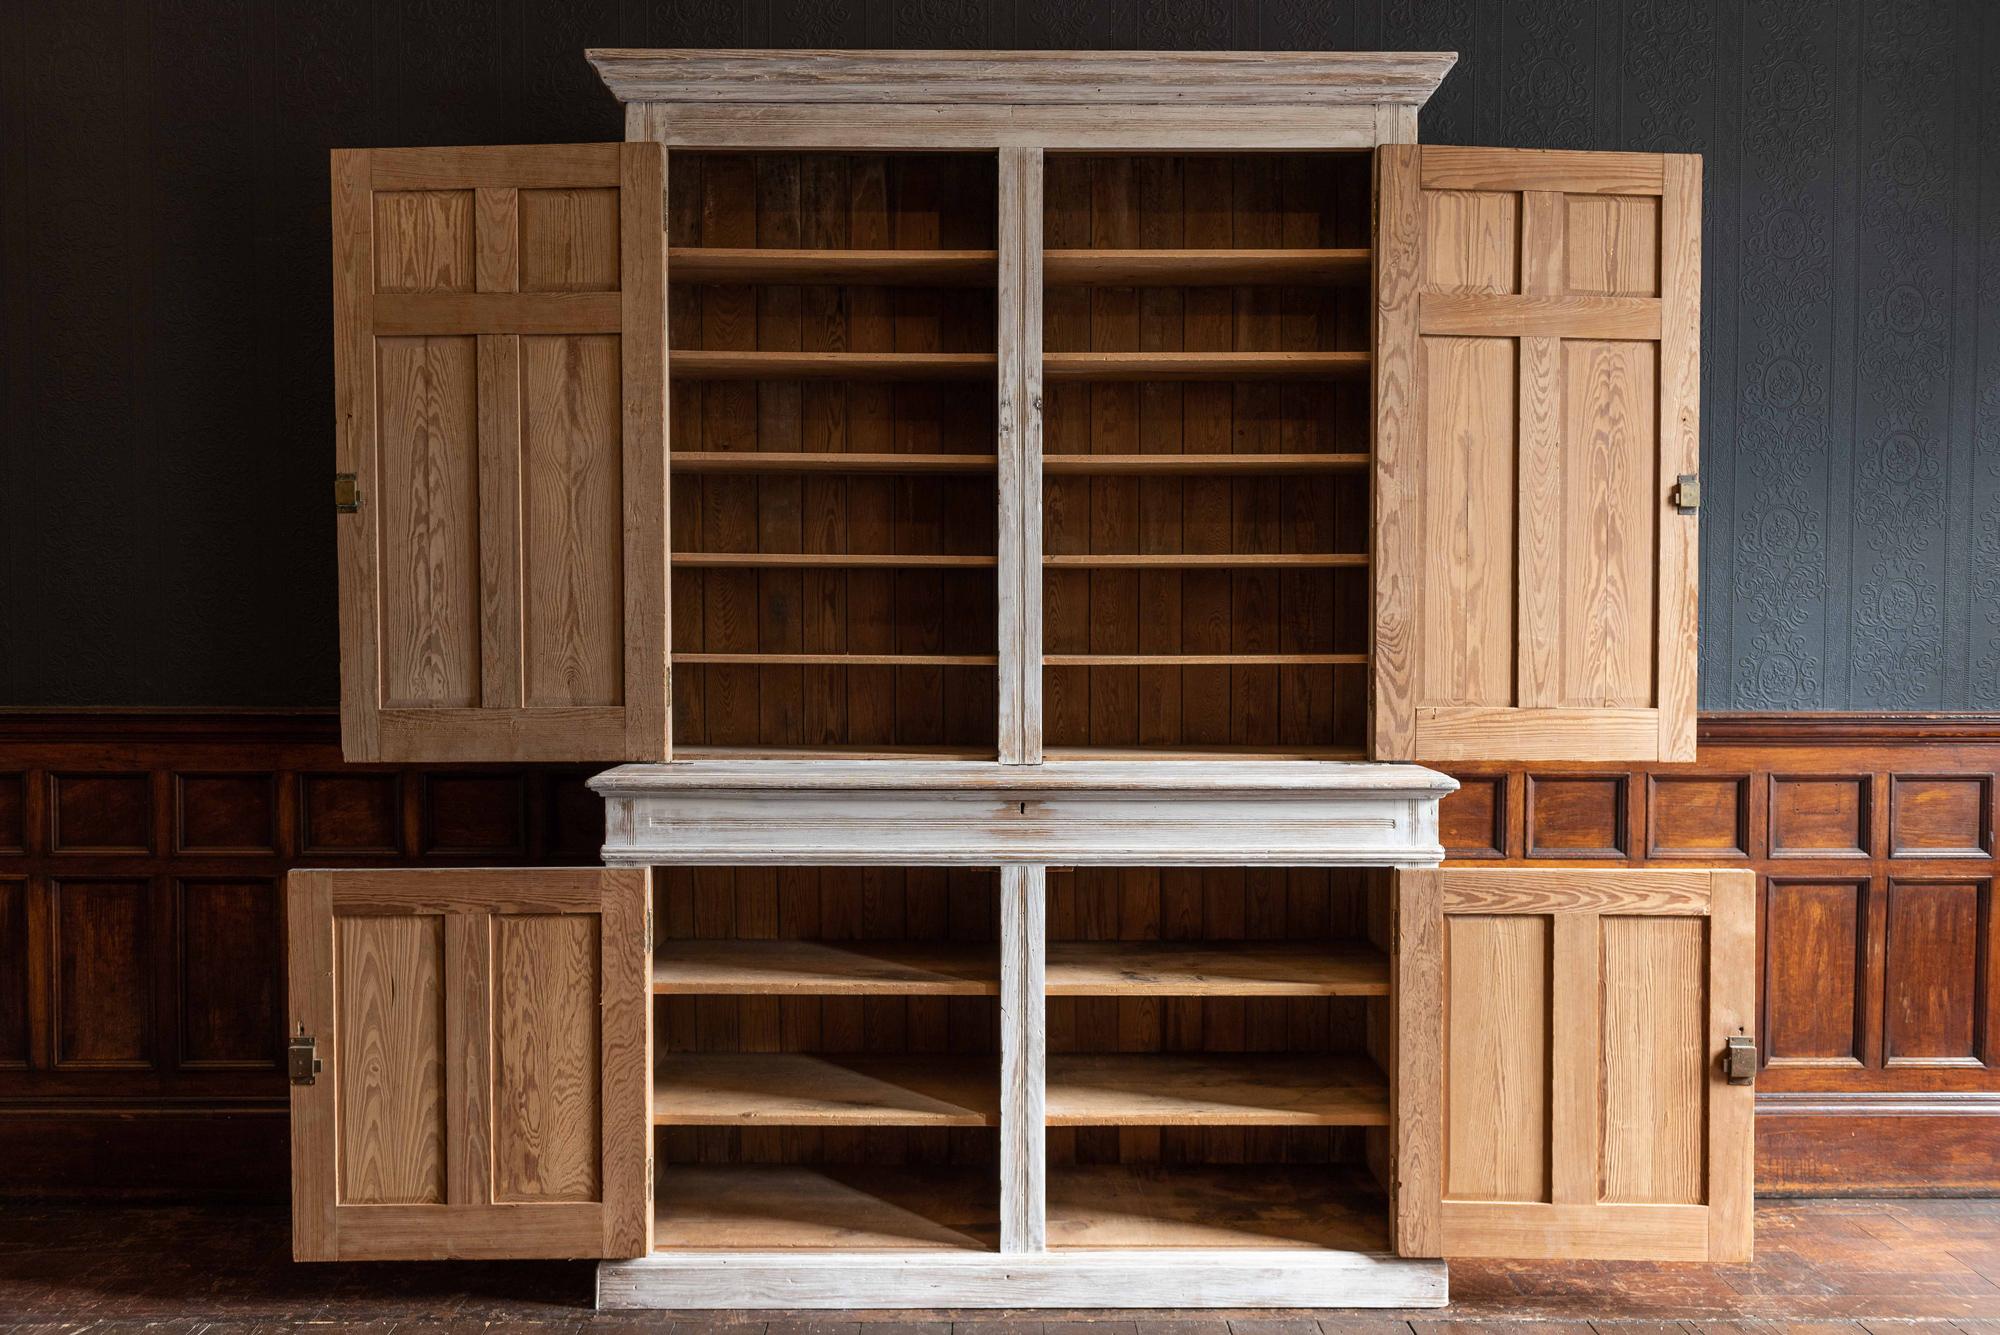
top-left (1040, 153), bottom-right (1375, 759)
top-left (666, 153), bottom-right (1001, 758)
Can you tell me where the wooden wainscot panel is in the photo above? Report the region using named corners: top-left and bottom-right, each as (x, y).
top-left (0, 773), bottom-right (26, 853)
top-left (1890, 775), bottom-right (1994, 859)
top-left (299, 773), bottom-right (403, 856)
top-left (177, 879), bottom-right (283, 1070)
top-left (1761, 878), bottom-right (1868, 1069)
top-left (1881, 878), bottom-right (1993, 1069)
top-left (52, 879), bottom-right (154, 1070)
top-left (0, 877), bottom-right (27, 1067)
top-left (49, 772), bottom-right (153, 854)
top-left (1769, 774), bottom-right (1872, 859)
top-left (1648, 774), bottom-right (1749, 859)
top-left (1439, 774), bottom-right (1508, 859)
top-left (1524, 774), bottom-right (1629, 859)
top-left (175, 773), bottom-right (279, 856)
top-left (419, 773), bottom-right (528, 857)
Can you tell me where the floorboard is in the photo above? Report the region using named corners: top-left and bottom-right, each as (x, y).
top-left (0, 1200), bottom-right (1996, 1326)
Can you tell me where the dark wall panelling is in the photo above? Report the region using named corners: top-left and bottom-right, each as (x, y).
top-left (4, 709), bottom-right (1999, 1199)
top-left (0, 710), bottom-right (601, 1200)
top-left (2, 2), bottom-right (1998, 710)
top-left (1443, 711), bottom-right (2000, 1195)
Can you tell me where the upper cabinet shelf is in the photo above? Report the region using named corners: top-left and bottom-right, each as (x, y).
top-left (669, 246), bottom-right (996, 285)
top-left (1044, 247), bottom-right (1369, 286)
top-left (1043, 351), bottom-right (1368, 382)
top-left (671, 351), bottom-right (996, 380)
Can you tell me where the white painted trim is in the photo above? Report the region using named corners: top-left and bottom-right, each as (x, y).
top-left (601, 791), bottom-right (1444, 867)
top-left (999, 865), bottom-right (1047, 1252)
top-left (596, 1248), bottom-right (1448, 1309)
top-left (589, 49), bottom-right (1458, 107)
top-left (592, 759), bottom-right (1457, 797)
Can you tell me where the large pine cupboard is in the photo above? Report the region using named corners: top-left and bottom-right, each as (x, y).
top-left (291, 49), bottom-right (1750, 1310)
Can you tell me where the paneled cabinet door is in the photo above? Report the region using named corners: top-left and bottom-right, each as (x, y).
top-left (288, 868), bottom-right (652, 1261)
top-left (1392, 868), bottom-right (1753, 1262)
top-left (332, 143), bottom-right (669, 763)
top-left (1373, 146), bottom-right (1701, 763)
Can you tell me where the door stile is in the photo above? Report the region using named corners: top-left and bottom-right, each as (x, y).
top-left (289, 871), bottom-right (339, 1261)
top-left (998, 147), bottom-right (1046, 764)
top-left (999, 862), bottom-right (1048, 1251)
top-left (444, 912), bottom-right (494, 1207)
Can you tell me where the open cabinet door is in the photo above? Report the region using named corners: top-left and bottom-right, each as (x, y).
top-left (333, 143), bottom-right (668, 763)
top-left (288, 868), bottom-right (652, 1260)
top-left (1373, 146), bottom-right (1700, 762)
top-left (1393, 868), bottom-right (1753, 1262)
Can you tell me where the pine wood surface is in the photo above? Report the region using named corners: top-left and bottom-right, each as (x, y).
top-left (1044, 1053), bottom-right (1389, 1127)
top-left (652, 939), bottom-right (998, 995)
top-left (652, 1053), bottom-right (999, 1127)
top-left (1040, 153), bottom-right (1373, 760)
top-left (667, 150), bottom-right (1000, 757)
top-left (1045, 1164), bottom-right (1388, 1250)
top-left (1372, 145), bottom-right (1701, 764)
top-left (1044, 941), bottom-right (1389, 996)
top-left (653, 1163), bottom-right (999, 1251)
top-left (1044, 248), bottom-right (1370, 285)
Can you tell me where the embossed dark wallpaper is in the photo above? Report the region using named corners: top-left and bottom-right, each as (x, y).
top-left (1, 0), bottom-right (1996, 710)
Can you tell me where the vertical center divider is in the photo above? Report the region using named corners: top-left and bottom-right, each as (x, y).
top-left (999, 862), bottom-right (1048, 1251)
top-left (997, 147), bottom-right (1045, 764)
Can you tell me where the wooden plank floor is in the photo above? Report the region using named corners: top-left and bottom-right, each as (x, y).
top-left (0, 1200), bottom-right (1997, 1328)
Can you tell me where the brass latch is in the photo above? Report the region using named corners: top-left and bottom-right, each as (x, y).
top-left (288, 1030), bottom-right (322, 1086)
top-left (1723, 1034), bottom-right (1756, 1086)
top-left (1671, 473), bottom-right (1701, 515)
top-left (334, 473), bottom-right (361, 513)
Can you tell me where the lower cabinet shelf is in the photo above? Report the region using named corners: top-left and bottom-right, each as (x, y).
top-left (1046, 1054), bottom-right (1390, 1127)
top-left (652, 1054), bottom-right (999, 1127)
top-left (655, 1164), bottom-right (999, 1252)
top-left (1045, 1164), bottom-right (1389, 1251)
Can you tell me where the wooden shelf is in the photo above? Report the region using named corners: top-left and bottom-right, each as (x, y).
top-left (673, 451), bottom-right (997, 473)
top-left (673, 552), bottom-right (997, 569)
top-left (654, 940), bottom-right (997, 995)
top-left (1040, 745), bottom-right (1367, 761)
top-left (655, 1164), bottom-right (999, 1252)
top-left (1046, 1165), bottom-right (1387, 1251)
top-left (671, 351), bottom-right (996, 380)
top-left (669, 246), bottom-right (997, 286)
top-left (1044, 452), bottom-right (1368, 475)
top-left (1045, 1054), bottom-right (1388, 1127)
top-left (672, 744), bottom-right (996, 761)
top-left (1043, 653), bottom-right (1366, 667)
top-left (653, 1054), bottom-right (997, 1127)
top-left (674, 653), bottom-right (998, 667)
top-left (1043, 352), bottom-right (1369, 382)
top-left (1044, 248), bottom-right (1369, 286)
top-left (1046, 942), bottom-right (1389, 997)
top-left (1042, 553), bottom-right (1366, 569)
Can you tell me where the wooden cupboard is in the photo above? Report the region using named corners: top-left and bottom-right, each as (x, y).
top-left (297, 49), bottom-right (1747, 1309)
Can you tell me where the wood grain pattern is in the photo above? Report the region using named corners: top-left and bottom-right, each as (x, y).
top-left (1443, 914), bottom-right (1548, 1201)
top-left (336, 914), bottom-right (445, 1205)
top-left (335, 142), bottom-right (670, 763)
top-left (651, 1053), bottom-right (998, 1126)
top-left (652, 938), bottom-right (996, 994)
top-left (1045, 1053), bottom-right (1388, 1127)
top-left (493, 914), bottom-right (601, 1202)
top-left (288, 867), bottom-right (649, 1260)
top-left (668, 150), bottom-right (999, 757)
top-left (1045, 248), bottom-right (1370, 285)
top-left (1046, 1164), bottom-right (1388, 1250)
top-left (1398, 866), bottom-right (1755, 1261)
top-left (654, 1163), bottom-right (998, 1251)
top-left (1377, 146), bottom-right (1701, 763)
top-left (1045, 941), bottom-right (1388, 996)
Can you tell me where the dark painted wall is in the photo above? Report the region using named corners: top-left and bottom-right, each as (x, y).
top-left (2, 0), bottom-right (1996, 709)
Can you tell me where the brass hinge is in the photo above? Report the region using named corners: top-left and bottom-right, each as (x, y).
top-left (334, 472), bottom-right (361, 513)
top-left (1670, 473), bottom-right (1701, 515)
top-left (1723, 1034), bottom-right (1757, 1085)
top-left (288, 1029), bottom-right (322, 1086)
top-left (644, 902), bottom-right (654, 953)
